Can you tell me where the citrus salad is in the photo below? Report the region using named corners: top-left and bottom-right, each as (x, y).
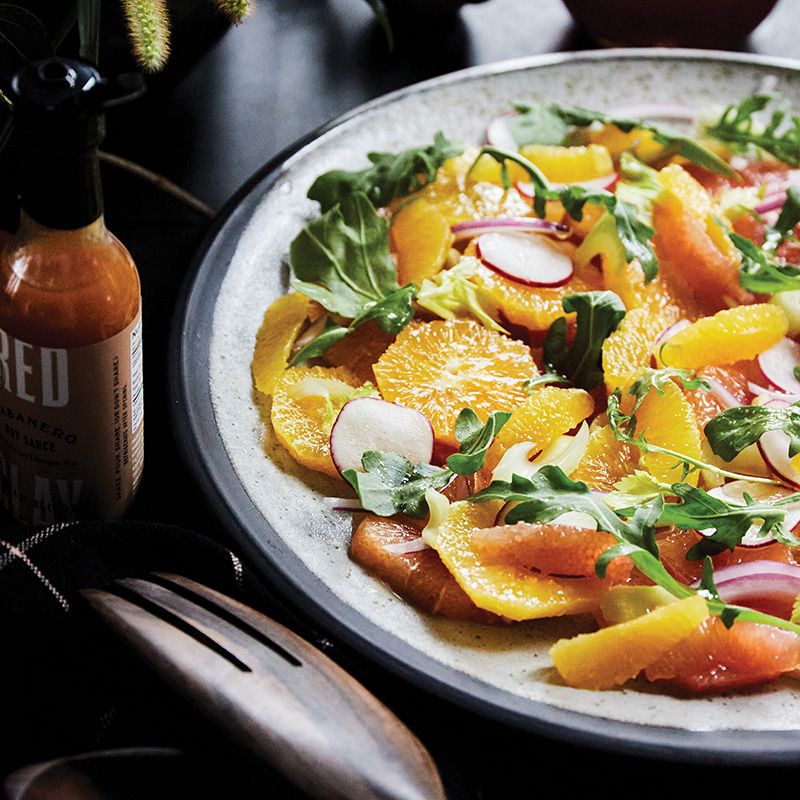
top-left (252, 92), bottom-right (800, 694)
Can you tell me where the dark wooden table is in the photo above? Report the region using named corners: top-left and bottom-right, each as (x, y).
top-left (94, 0), bottom-right (800, 795)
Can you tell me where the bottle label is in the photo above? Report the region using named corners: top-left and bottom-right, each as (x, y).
top-left (0, 310), bottom-right (144, 525)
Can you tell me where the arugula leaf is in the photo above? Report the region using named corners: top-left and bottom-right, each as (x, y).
top-left (473, 147), bottom-right (659, 281)
top-left (659, 482), bottom-right (800, 557)
top-left (764, 185), bottom-right (800, 252)
top-left (543, 291), bottom-right (626, 390)
top-left (705, 401), bottom-right (800, 462)
top-left (344, 408), bottom-right (511, 516)
top-left (548, 103), bottom-right (736, 177)
top-left (416, 257), bottom-right (507, 332)
top-left (288, 192), bottom-right (416, 362)
top-left (471, 466), bottom-right (691, 596)
top-left (729, 230), bottom-right (800, 293)
top-left (470, 466), bottom-right (800, 636)
top-left (615, 153), bottom-right (663, 226)
top-left (508, 100), bottom-right (569, 147)
top-left (307, 132), bottom-right (463, 212)
top-left (705, 94), bottom-right (800, 167)
top-left (446, 410), bottom-right (511, 476)
top-left (343, 453), bottom-right (452, 517)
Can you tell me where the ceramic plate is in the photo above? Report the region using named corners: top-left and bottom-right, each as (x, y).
top-left (171, 49), bottom-right (800, 763)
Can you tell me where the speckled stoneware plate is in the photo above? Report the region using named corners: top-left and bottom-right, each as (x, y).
top-left (171, 49), bottom-right (800, 764)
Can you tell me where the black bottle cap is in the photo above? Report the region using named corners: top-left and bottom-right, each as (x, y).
top-left (8, 58), bottom-right (144, 229)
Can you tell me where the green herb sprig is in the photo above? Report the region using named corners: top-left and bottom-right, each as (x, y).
top-left (705, 401), bottom-right (800, 462)
top-left (543, 291), bottom-right (626, 390)
top-left (307, 132), bottom-right (462, 212)
top-left (705, 94), bottom-right (800, 167)
top-left (344, 409), bottom-right (510, 517)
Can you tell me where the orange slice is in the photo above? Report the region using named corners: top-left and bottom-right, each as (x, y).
top-left (519, 144), bottom-right (613, 183)
top-left (646, 617), bottom-right (800, 692)
top-left (549, 594), bottom-right (708, 690)
top-left (350, 514), bottom-right (497, 623)
top-left (601, 306), bottom-right (679, 392)
top-left (635, 377), bottom-right (704, 485)
top-left (572, 424), bottom-right (637, 492)
top-left (472, 522), bottom-right (632, 584)
top-left (471, 261), bottom-right (604, 332)
top-left (486, 385), bottom-right (594, 469)
top-left (659, 304), bottom-right (788, 370)
top-left (583, 124), bottom-right (663, 161)
top-left (429, 500), bottom-right (606, 620)
top-left (271, 365), bottom-right (374, 477)
top-left (390, 198), bottom-right (453, 285)
top-left (373, 319), bottom-right (536, 448)
top-left (251, 293), bottom-right (310, 395)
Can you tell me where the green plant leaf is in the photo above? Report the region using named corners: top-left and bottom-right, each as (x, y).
top-left (615, 153), bottom-right (663, 226)
top-left (705, 94), bottom-right (800, 167)
top-left (77, 0), bottom-right (100, 64)
top-left (704, 401), bottom-right (800, 462)
top-left (288, 318), bottom-right (349, 366)
top-left (543, 290), bottom-right (626, 390)
top-left (446, 410), bottom-right (511, 476)
top-left (764, 185), bottom-right (800, 252)
top-left (508, 100), bottom-right (569, 147)
top-left (729, 230), bottom-right (800, 293)
top-left (307, 132), bottom-right (462, 212)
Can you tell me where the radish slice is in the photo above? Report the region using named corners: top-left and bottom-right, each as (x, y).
top-left (758, 337), bottom-right (800, 394)
top-left (485, 114), bottom-right (519, 150)
top-left (450, 217), bottom-right (568, 242)
top-left (329, 397), bottom-right (434, 476)
top-left (476, 231), bottom-right (573, 287)
top-left (704, 481), bottom-right (800, 547)
top-left (748, 381), bottom-right (800, 403)
top-left (706, 378), bottom-right (742, 410)
top-left (757, 398), bottom-right (800, 489)
top-left (384, 537), bottom-right (429, 554)
top-left (516, 174), bottom-right (617, 198)
top-left (323, 497), bottom-right (364, 511)
top-left (691, 560), bottom-right (800, 618)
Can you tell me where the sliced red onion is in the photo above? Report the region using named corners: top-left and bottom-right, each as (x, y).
top-left (748, 381), bottom-right (800, 403)
top-left (691, 560), bottom-right (800, 616)
top-left (384, 537), bottom-right (430, 554)
top-left (451, 217), bottom-right (569, 242)
top-left (757, 398), bottom-right (800, 489)
top-left (323, 497), bottom-right (364, 511)
top-left (476, 231), bottom-right (574, 287)
top-left (758, 338), bottom-right (800, 394)
top-left (606, 102), bottom-right (697, 122)
top-left (649, 319), bottom-right (690, 367)
top-left (485, 114), bottom-right (518, 150)
top-left (755, 192), bottom-right (788, 215)
top-left (515, 174), bottom-right (617, 199)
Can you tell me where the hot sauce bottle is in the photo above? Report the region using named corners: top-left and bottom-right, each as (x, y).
top-left (0, 58), bottom-right (145, 526)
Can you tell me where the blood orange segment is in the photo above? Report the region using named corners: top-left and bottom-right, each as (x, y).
top-left (486, 386), bottom-right (594, 469)
top-left (471, 260), bottom-right (604, 332)
top-left (429, 500), bottom-right (606, 620)
top-left (471, 522), bottom-right (633, 584)
top-left (271, 365), bottom-right (375, 477)
top-left (653, 164), bottom-right (750, 312)
top-left (373, 318), bottom-right (536, 447)
top-left (645, 617), bottom-right (800, 692)
top-left (390, 198), bottom-right (454, 285)
top-left (549, 594), bottom-right (709, 690)
top-left (635, 378), bottom-right (704, 485)
top-left (518, 144), bottom-right (613, 183)
top-left (602, 306), bottom-right (680, 392)
top-left (350, 514), bottom-right (497, 623)
top-left (572, 424), bottom-right (637, 491)
top-left (251, 293), bottom-right (311, 395)
top-left (659, 304), bottom-right (789, 370)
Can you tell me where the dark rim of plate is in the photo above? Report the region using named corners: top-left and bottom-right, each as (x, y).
top-left (169, 49), bottom-right (800, 765)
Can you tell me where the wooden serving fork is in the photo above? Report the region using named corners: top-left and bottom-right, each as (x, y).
top-left (82, 574), bottom-right (446, 800)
